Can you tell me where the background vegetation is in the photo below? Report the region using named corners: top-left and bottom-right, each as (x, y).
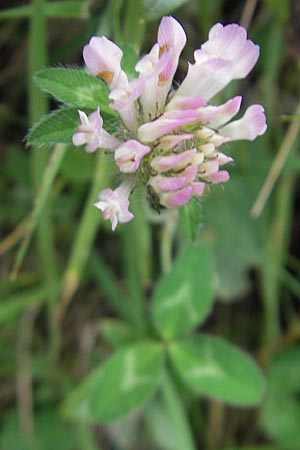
top-left (0, 0), bottom-right (299, 449)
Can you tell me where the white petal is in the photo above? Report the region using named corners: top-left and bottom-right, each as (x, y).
top-left (176, 59), bottom-right (232, 100)
top-left (72, 132), bottom-right (87, 146)
top-left (220, 105), bottom-right (267, 141)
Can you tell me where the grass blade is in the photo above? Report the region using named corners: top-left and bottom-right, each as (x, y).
top-left (11, 145), bottom-right (67, 279)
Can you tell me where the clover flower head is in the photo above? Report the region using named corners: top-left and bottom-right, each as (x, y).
top-left (73, 16), bottom-right (267, 231)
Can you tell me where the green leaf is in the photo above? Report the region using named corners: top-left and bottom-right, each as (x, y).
top-left (62, 341), bottom-right (164, 422)
top-left (99, 319), bottom-right (138, 348)
top-left (27, 108), bottom-right (81, 147)
top-left (267, 347), bottom-right (300, 393)
top-left (145, 398), bottom-right (182, 450)
top-left (260, 393), bottom-right (300, 447)
top-left (169, 336), bottom-right (266, 406)
top-left (179, 197), bottom-right (202, 241)
top-left (151, 244), bottom-right (216, 339)
top-left (143, 0), bottom-right (189, 21)
top-left (260, 347), bottom-right (300, 447)
top-left (200, 169), bottom-right (266, 300)
top-left (34, 68), bottom-right (115, 114)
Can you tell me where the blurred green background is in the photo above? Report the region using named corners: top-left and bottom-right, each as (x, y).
top-left (0, 0), bottom-right (299, 449)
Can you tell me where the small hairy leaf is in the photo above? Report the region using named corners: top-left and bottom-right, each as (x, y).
top-left (169, 336), bottom-right (266, 406)
top-left (34, 68), bottom-right (115, 114)
top-left (151, 244), bottom-right (216, 339)
top-left (27, 107), bottom-right (120, 148)
top-left (27, 108), bottom-right (80, 147)
top-left (62, 341), bottom-right (164, 422)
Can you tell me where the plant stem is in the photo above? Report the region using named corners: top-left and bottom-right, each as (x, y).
top-left (260, 173), bottom-right (295, 342)
top-left (160, 210), bottom-right (178, 274)
top-left (251, 101), bottom-right (300, 218)
top-left (121, 196), bottom-right (150, 332)
top-left (59, 152), bottom-right (111, 317)
top-left (161, 372), bottom-right (197, 450)
top-left (29, 0), bottom-right (58, 360)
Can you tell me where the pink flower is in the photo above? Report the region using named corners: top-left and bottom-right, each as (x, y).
top-left (136, 16), bottom-right (186, 117)
top-left (94, 180), bottom-right (134, 231)
top-left (83, 36), bottom-right (128, 90)
top-left (115, 140), bottom-right (151, 173)
top-left (177, 23), bottom-right (259, 100)
top-left (196, 23), bottom-right (259, 78)
top-left (73, 16), bottom-right (267, 229)
top-left (109, 78), bottom-right (145, 132)
top-left (72, 108), bottom-right (120, 153)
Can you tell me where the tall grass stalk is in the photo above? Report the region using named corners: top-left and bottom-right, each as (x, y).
top-left (28, 0), bottom-right (58, 358)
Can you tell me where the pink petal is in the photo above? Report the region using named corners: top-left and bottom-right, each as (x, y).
top-left (157, 16), bottom-right (186, 87)
top-left (160, 186), bottom-right (192, 208)
top-left (157, 16), bottom-right (187, 59)
top-left (217, 152), bottom-right (233, 165)
top-left (94, 180), bottom-right (135, 231)
top-left (200, 160), bottom-right (220, 176)
top-left (207, 170), bottom-right (230, 184)
top-left (191, 182), bottom-right (206, 196)
top-left (151, 149), bottom-right (197, 172)
top-left (84, 37), bottom-right (121, 76)
top-left (109, 78), bottom-right (145, 109)
top-left (150, 175), bottom-right (187, 193)
top-left (220, 104), bottom-right (267, 141)
top-left (72, 132), bottom-right (87, 147)
top-left (159, 134), bottom-right (194, 151)
top-left (167, 95), bottom-right (207, 111)
top-left (176, 58), bottom-right (233, 101)
top-left (83, 36), bottom-right (128, 90)
top-left (78, 110), bottom-right (90, 126)
top-left (109, 78), bottom-right (145, 132)
top-left (206, 96), bottom-right (242, 128)
top-left (196, 23), bottom-right (259, 79)
top-left (180, 164), bottom-right (198, 183)
top-left (135, 17), bottom-right (186, 118)
top-left (88, 108), bottom-right (104, 128)
top-left (178, 23), bottom-right (260, 101)
top-left (138, 110), bottom-right (198, 143)
top-left (115, 140), bottom-right (151, 173)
